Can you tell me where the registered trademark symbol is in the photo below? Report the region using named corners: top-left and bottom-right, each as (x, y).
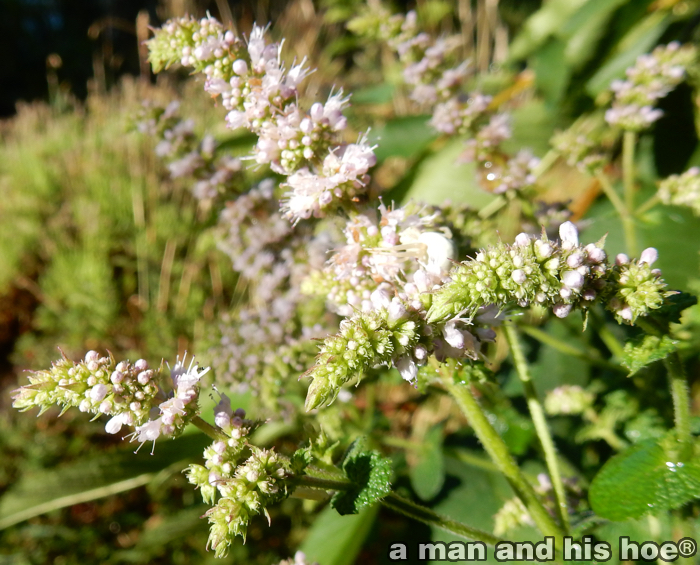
top-left (678, 537), bottom-right (697, 558)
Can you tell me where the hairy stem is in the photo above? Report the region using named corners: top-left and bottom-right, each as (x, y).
top-left (637, 318), bottom-right (693, 457)
top-left (597, 172), bottom-right (636, 258)
top-left (665, 352), bottom-right (693, 459)
top-left (439, 370), bottom-right (564, 542)
top-left (504, 323), bottom-right (569, 534)
top-left (622, 131), bottom-right (638, 256)
top-left (382, 492), bottom-right (504, 547)
top-left (191, 415), bottom-right (228, 441)
top-left (294, 472), bottom-right (504, 547)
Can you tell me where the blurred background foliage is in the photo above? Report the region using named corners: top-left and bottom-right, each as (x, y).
top-left (2, 0), bottom-right (700, 564)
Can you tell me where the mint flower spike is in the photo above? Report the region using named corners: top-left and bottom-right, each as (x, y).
top-left (658, 167), bottom-right (700, 215)
top-left (605, 42), bottom-right (697, 131)
top-left (12, 350), bottom-right (211, 444)
top-left (607, 248), bottom-right (674, 325)
top-left (186, 412), bottom-right (289, 558)
top-left (147, 16), bottom-right (377, 223)
top-left (303, 299), bottom-right (429, 411)
top-left (12, 350), bottom-right (161, 433)
top-left (427, 222), bottom-right (608, 323)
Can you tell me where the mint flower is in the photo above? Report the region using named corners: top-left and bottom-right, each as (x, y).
top-left (130, 354), bottom-right (209, 443)
top-left (13, 350), bottom-right (210, 443)
top-left (147, 16), bottom-right (376, 223)
top-left (303, 301), bottom-right (429, 410)
top-left (605, 43), bottom-right (696, 131)
top-left (607, 249), bottom-right (672, 324)
top-left (302, 202), bottom-right (455, 316)
top-left (13, 350), bottom-right (160, 432)
top-left (428, 222), bottom-right (608, 323)
top-left (544, 385), bottom-right (595, 416)
top-left (186, 412), bottom-right (289, 557)
top-left (658, 167), bottom-right (700, 215)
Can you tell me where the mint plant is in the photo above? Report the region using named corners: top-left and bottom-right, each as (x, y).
top-left (7, 4), bottom-right (700, 563)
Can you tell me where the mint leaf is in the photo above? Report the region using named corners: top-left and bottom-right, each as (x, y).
top-left (622, 334), bottom-right (678, 375)
top-left (409, 425), bottom-right (445, 501)
top-left (651, 291), bottom-right (697, 325)
top-left (589, 434), bottom-right (700, 521)
top-left (331, 438), bottom-right (393, 515)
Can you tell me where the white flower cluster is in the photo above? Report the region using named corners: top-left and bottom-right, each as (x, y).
top-left (12, 350), bottom-right (210, 445)
top-left (129, 354), bottom-right (209, 444)
top-left (384, 11), bottom-right (494, 136)
top-left (302, 202), bottom-right (455, 316)
top-left (147, 16), bottom-right (378, 223)
top-left (658, 166), bottom-right (700, 215)
top-left (605, 42), bottom-right (696, 131)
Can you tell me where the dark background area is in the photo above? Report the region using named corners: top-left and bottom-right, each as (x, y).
top-left (0, 0), bottom-right (309, 117)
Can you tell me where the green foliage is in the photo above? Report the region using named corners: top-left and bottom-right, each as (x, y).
top-left (409, 425), bottom-right (446, 501)
top-left (589, 434), bottom-right (700, 521)
top-left (331, 438), bottom-right (393, 515)
top-left (622, 334), bottom-right (678, 375)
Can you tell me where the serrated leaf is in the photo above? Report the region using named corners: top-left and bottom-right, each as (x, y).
top-left (622, 334), bottom-right (678, 375)
top-left (589, 435), bottom-right (700, 521)
top-left (652, 291), bottom-right (698, 326)
top-left (291, 446), bottom-right (312, 475)
top-left (409, 425), bottom-right (445, 501)
top-left (331, 438), bottom-right (393, 515)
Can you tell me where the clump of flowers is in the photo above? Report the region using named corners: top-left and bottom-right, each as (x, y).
top-left (605, 42), bottom-right (696, 131)
top-left (658, 167), bottom-right (700, 215)
top-left (147, 16), bottom-right (377, 222)
top-left (12, 350), bottom-right (208, 444)
top-left (302, 201), bottom-right (457, 316)
top-left (137, 100), bottom-right (244, 203)
top-left (551, 113), bottom-right (612, 176)
top-left (544, 385), bottom-right (595, 416)
top-left (186, 400), bottom-right (290, 557)
top-left (428, 222), bottom-right (609, 323)
top-left (608, 248), bottom-right (672, 325)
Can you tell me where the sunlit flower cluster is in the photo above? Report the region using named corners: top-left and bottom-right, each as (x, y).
top-left (605, 42), bottom-right (696, 131)
top-left (302, 202), bottom-right (456, 316)
top-left (137, 100), bottom-right (243, 202)
top-left (147, 16), bottom-right (378, 223)
top-left (658, 167), bottom-right (700, 215)
top-left (186, 402), bottom-right (289, 557)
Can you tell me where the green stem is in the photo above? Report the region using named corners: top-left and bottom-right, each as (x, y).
top-left (503, 323), bottom-right (569, 534)
top-left (532, 149), bottom-right (559, 179)
top-left (637, 319), bottom-right (693, 459)
top-left (382, 492), bottom-right (504, 547)
top-left (596, 173), bottom-right (627, 218)
top-left (191, 415), bottom-right (228, 441)
top-left (597, 172), bottom-right (636, 257)
top-left (440, 371), bottom-right (564, 542)
top-left (293, 473), bottom-right (503, 547)
top-left (665, 352), bottom-right (693, 459)
top-left (479, 195), bottom-right (507, 219)
top-left (622, 131), bottom-right (638, 256)
top-left (636, 194), bottom-right (661, 216)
